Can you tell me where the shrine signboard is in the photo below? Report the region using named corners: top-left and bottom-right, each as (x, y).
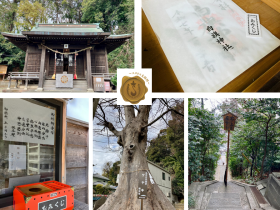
top-left (138, 171), bottom-right (148, 199)
top-left (0, 65), bottom-right (8, 80)
top-left (3, 99), bottom-right (55, 145)
top-left (93, 77), bottom-right (105, 92)
top-left (222, 112), bottom-right (238, 131)
top-left (104, 81), bottom-right (110, 92)
top-left (0, 65), bottom-right (7, 74)
top-left (222, 111), bottom-right (238, 185)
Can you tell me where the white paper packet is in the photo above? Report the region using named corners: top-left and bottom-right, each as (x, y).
top-left (142, 0), bottom-right (280, 92)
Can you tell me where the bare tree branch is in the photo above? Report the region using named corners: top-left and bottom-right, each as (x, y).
top-left (160, 98), bottom-right (184, 117)
top-left (142, 109), bottom-right (172, 129)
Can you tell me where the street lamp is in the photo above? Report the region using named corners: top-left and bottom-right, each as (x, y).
top-left (222, 111), bottom-right (238, 185)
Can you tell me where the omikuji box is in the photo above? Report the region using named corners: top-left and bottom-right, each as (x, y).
top-left (13, 181), bottom-right (74, 210)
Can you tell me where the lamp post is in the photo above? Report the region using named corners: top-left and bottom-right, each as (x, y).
top-left (222, 111), bottom-right (238, 185)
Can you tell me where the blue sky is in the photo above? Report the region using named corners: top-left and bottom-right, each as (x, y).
top-left (67, 98), bottom-right (89, 122)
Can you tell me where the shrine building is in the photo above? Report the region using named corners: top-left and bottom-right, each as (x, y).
top-left (1, 23), bottom-right (132, 91)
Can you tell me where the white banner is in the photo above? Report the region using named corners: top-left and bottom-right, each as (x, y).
top-left (3, 99), bottom-right (55, 145)
top-left (9, 145), bottom-right (26, 170)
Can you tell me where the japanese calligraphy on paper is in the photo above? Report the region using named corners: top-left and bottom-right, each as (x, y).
top-left (149, 0), bottom-right (280, 91)
top-left (3, 99), bottom-right (55, 145)
top-left (9, 145), bottom-right (26, 170)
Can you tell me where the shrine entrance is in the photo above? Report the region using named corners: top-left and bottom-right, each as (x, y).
top-left (46, 49), bottom-right (85, 79)
top-left (63, 49), bottom-right (70, 73)
top-left (2, 23), bottom-right (133, 91)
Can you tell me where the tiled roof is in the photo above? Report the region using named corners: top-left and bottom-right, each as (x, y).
top-left (93, 181), bottom-right (117, 190)
top-left (31, 23), bottom-right (104, 33)
top-left (93, 174), bottom-right (110, 181)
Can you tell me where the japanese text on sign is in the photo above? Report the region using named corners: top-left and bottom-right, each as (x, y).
top-left (138, 171), bottom-right (148, 199)
top-left (224, 116), bottom-right (236, 130)
top-left (38, 196), bottom-right (67, 210)
top-left (3, 99), bottom-right (55, 145)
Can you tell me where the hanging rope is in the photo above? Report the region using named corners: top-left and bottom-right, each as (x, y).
top-left (52, 52), bottom-right (57, 79)
top-left (41, 44), bottom-right (92, 55)
top-left (44, 43), bottom-right (90, 79)
top-left (74, 52), bottom-right (77, 79)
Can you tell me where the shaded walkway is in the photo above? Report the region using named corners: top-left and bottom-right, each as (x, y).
top-left (214, 153), bottom-right (231, 182)
top-left (204, 182), bottom-right (250, 210)
top-left (189, 152), bottom-right (276, 209)
top-left (204, 152), bottom-right (255, 209)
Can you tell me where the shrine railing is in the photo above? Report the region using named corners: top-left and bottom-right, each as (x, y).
top-left (9, 72), bottom-right (40, 79)
top-left (91, 73), bottom-right (116, 80)
top-left (7, 72), bottom-right (41, 89)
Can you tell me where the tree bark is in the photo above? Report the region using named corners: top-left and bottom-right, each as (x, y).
top-left (9, 0), bottom-right (20, 32)
top-left (188, 167), bottom-right (192, 183)
top-left (260, 117), bottom-right (271, 178)
top-left (100, 105), bottom-right (175, 210)
top-left (201, 140), bottom-right (209, 176)
top-left (250, 157), bottom-right (254, 177)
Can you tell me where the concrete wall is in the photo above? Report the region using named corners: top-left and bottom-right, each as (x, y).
top-left (265, 173), bottom-right (280, 209)
top-left (148, 161), bottom-right (172, 203)
top-left (66, 117), bottom-right (88, 204)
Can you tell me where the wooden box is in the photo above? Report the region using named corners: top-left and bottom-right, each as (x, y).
top-left (13, 181), bottom-right (74, 210)
top-left (93, 77), bottom-right (105, 92)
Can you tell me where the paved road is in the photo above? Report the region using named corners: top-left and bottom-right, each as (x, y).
top-left (205, 182), bottom-right (250, 210)
top-left (214, 154), bottom-right (232, 182)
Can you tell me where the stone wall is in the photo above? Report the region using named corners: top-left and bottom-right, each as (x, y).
top-left (264, 172), bottom-right (280, 209)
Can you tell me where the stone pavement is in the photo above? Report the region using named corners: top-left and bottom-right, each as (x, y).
top-left (204, 182), bottom-right (250, 210)
top-left (74, 199), bottom-right (89, 210)
top-left (189, 153), bottom-right (276, 210)
top-left (214, 154), bottom-right (232, 182)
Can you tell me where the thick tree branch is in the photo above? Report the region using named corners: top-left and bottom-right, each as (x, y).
top-left (141, 101), bottom-right (184, 129)
top-left (105, 121), bottom-right (122, 136)
top-left (124, 105), bottom-right (135, 124)
top-left (97, 103), bottom-right (122, 136)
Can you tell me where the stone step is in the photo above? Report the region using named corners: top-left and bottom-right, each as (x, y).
top-left (44, 79), bottom-right (87, 83)
top-left (188, 180), bottom-right (219, 209)
top-left (43, 80), bottom-right (88, 92)
top-left (190, 180), bottom-right (277, 210)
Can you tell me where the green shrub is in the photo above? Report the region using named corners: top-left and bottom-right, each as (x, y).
top-left (111, 74), bottom-right (117, 86)
top-left (188, 192), bottom-right (195, 208)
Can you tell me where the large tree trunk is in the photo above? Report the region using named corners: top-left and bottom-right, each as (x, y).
top-left (188, 167), bottom-right (192, 183)
top-left (260, 118), bottom-right (271, 178)
top-left (250, 157), bottom-right (254, 177)
top-left (100, 106), bottom-right (175, 210)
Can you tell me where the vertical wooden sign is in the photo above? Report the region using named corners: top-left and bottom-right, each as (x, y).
top-left (93, 77), bottom-right (105, 92)
top-left (138, 171), bottom-right (148, 199)
top-left (222, 111), bottom-right (238, 185)
top-left (223, 112), bottom-right (237, 131)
